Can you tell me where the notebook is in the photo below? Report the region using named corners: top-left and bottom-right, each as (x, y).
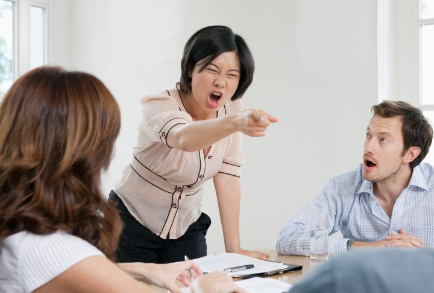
top-left (192, 252), bottom-right (302, 279)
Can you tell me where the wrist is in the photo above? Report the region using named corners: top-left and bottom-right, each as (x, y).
top-left (346, 239), bottom-right (354, 251)
top-left (118, 263), bottom-right (153, 284)
top-left (226, 247), bottom-right (242, 254)
top-left (226, 113), bottom-right (240, 133)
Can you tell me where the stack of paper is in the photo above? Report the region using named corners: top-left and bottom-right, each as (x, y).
top-left (192, 253), bottom-right (289, 278)
top-left (180, 277), bottom-right (292, 293)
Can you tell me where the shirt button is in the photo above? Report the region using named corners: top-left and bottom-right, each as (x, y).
top-left (172, 204), bottom-right (177, 208)
top-left (208, 156), bottom-right (212, 159)
top-left (161, 132), bottom-right (166, 137)
top-left (177, 187), bottom-right (183, 192)
top-left (199, 175), bottom-right (204, 179)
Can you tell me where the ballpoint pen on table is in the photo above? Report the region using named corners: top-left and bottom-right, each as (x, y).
top-left (223, 264), bottom-right (255, 273)
top-left (184, 255), bottom-right (194, 281)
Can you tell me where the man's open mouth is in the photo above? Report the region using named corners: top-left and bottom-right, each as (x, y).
top-left (365, 159), bottom-right (376, 167)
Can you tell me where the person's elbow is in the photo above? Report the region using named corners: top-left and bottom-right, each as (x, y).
top-left (176, 135), bottom-right (197, 152)
top-left (276, 231), bottom-right (308, 256)
top-left (168, 129), bottom-right (197, 152)
top-left (276, 233), bottom-right (294, 255)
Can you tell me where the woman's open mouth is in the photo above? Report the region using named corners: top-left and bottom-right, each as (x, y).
top-left (208, 91), bottom-right (222, 107)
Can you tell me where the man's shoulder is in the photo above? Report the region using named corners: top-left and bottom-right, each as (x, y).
top-left (415, 162), bottom-right (434, 187)
top-left (417, 161), bottom-right (434, 174)
top-left (330, 164), bottom-right (364, 186)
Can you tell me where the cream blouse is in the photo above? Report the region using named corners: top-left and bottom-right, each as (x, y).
top-left (114, 88), bottom-right (244, 239)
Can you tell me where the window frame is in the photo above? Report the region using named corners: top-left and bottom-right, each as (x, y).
top-left (417, 0), bottom-right (434, 111)
top-left (0, 0), bottom-right (48, 98)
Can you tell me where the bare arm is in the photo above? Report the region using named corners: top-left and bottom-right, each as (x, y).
top-left (167, 109), bottom-right (278, 152)
top-left (118, 261), bottom-right (203, 293)
top-left (33, 256), bottom-right (154, 293)
top-left (214, 173), bottom-right (269, 260)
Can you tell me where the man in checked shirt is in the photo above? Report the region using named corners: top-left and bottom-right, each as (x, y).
top-left (276, 100), bottom-right (434, 256)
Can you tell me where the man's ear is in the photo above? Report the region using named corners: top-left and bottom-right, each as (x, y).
top-left (403, 146), bottom-right (422, 164)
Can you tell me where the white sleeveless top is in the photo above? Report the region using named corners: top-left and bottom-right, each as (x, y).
top-left (0, 231), bottom-right (104, 293)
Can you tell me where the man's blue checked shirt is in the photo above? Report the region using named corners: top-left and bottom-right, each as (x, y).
top-left (276, 162), bottom-right (434, 255)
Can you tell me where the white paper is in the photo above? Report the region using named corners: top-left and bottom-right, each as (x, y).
top-left (192, 253), bottom-right (288, 277)
top-left (179, 277), bottom-right (292, 293)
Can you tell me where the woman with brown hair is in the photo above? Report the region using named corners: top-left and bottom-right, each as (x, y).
top-left (0, 66), bottom-right (244, 293)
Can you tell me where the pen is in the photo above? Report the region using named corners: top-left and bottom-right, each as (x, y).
top-left (223, 264), bottom-right (255, 273)
top-left (184, 255), bottom-right (194, 281)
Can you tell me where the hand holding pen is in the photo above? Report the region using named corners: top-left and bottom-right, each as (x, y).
top-left (185, 255), bottom-right (196, 281)
top-left (137, 260), bottom-right (203, 293)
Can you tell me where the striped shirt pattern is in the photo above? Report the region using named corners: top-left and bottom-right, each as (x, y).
top-left (276, 162), bottom-right (434, 256)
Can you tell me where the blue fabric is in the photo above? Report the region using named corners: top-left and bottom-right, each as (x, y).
top-left (289, 248), bottom-right (434, 293)
top-left (276, 162), bottom-right (434, 256)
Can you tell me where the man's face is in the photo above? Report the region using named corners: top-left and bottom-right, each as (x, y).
top-left (363, 115), bottom-right (406, 183)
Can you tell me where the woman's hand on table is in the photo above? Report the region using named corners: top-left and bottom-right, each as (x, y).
top-left (190, 271), bottom-right (247, 293)
top-left (118, 260), bottom-right (203, 293)
top-left (238, 248), bottom-right (270, 260)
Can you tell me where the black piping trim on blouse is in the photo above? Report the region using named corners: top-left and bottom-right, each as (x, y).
top-left (218, 171), bottom-right (240, 178)
top-left (165, 122), bottom-right (187, 148)
top-left (158, 117), bottom-right (187, 134)
top-left (222, 161), bottom-right (241, 168)
top-left (185, 151), bottom-right (203, 187)
top-left (202, 148), bottom-right (208, 181)
top-left (176, 84), bottom-right (189, 114)
top-left (133, 156), bottom-right (168, 182)
top-left (185, 188), bottom-right (202, 196)
top-left (166, 191), bottom-right (182, 237)
top-left (167, 89), bottom-right (182, 111)
top-left (159, 190), bottom-right (177, 237)
top-left (130, 165), bottom-right (172, 194)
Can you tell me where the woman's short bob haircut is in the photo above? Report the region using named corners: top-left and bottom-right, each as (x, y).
top-left (179, 25), bottom-right (254, 101)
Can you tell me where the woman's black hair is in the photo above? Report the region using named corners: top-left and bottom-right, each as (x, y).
top-left (179, 25), bottom-right (254, 101)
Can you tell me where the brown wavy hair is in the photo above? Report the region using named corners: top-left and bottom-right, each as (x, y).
top-left (0, 66), bottom-right (122, 259)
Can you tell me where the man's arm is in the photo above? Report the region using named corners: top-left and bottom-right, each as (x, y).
top-left (351, 228), bottom-right (424, 249)
top-left (276, 178), bottom-right (346, 256)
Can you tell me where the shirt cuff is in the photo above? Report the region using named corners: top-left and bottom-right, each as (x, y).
top-left (219, 161), bottom-right (241, 177)
top-left (329, 238), bottom-right (349, 255)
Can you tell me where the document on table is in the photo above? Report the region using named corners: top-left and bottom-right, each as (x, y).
top-left (180, 277), bottom-right (292, 293)
top-left (192, 253), bottom-right (289, 278)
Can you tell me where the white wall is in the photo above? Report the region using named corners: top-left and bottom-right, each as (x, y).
top-left (58, 0), bottom-right (378, 253)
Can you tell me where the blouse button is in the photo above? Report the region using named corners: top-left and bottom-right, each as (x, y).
top-left (187, 185), bottom-right (192, 188)
top-left (177, 187), bottom-right (183, 192)
top-left (208, 156), bottom-right (212, 159)
top-left (172, 204), bottom-right (177, 209)
top-left (199, 175), bottom-right (204, 179)
top-left (161, 132), bottom-right (166, 137)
